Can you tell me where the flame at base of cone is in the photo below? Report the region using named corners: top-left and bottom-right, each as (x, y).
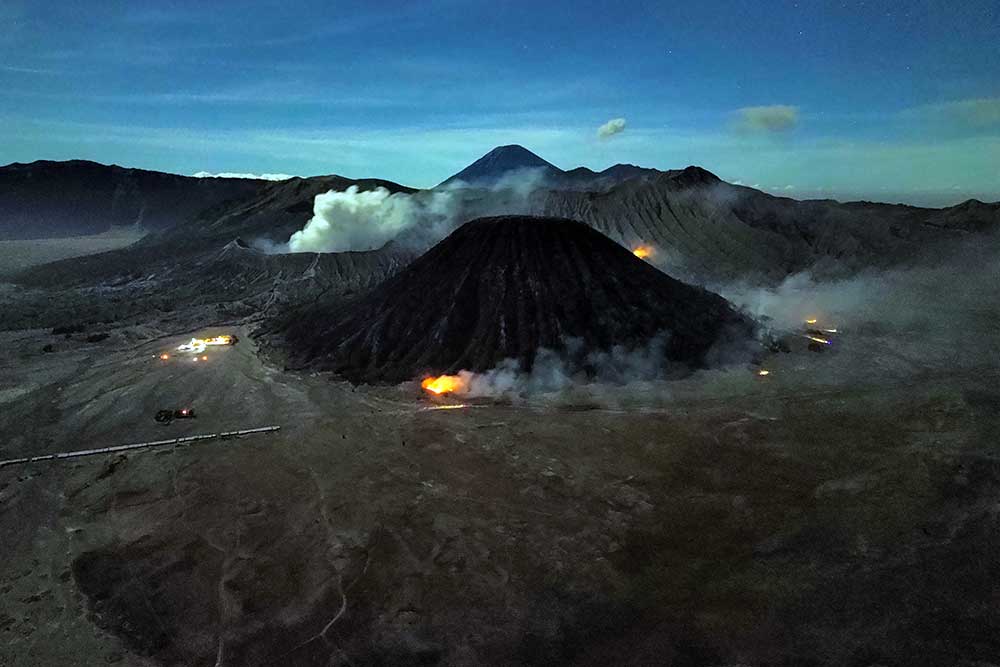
top-left (421, 375), bottom-right (466, 395)
top-left (632, 245), bottom-right (654, 259)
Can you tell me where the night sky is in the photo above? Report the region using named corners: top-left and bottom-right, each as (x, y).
top-left (2, 0), bottom-right (997, 204)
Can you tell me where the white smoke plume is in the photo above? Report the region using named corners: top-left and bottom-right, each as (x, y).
top-left (283, 168), bottom-right (549, 254)
top-left (597, 117), bottom-right (627, 139)
top-left (287, 185), bottom-right (456, 253)
top-left (425, 335), bottom-right (678, 402)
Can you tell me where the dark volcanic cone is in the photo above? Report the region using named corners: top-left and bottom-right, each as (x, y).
top-left (275, 216), bottom-right (756, 383)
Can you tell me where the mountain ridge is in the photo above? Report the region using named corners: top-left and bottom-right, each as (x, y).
top-left (438, 144), bottom-right (662, 189)
top-left (0, 160), bottom-right (268, 240)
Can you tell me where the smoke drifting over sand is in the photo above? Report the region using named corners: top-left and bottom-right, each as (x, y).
top-left (414, 232), bottom-right (1000, 407)
top-left (417, 337), bottom-right (682, 409)
top-left (711, 233), bottom-right (1000, 386)
top-left (719, 234), bottom-right (1000, 337)
top-left (285, 168), bottom-right (549, 254)
top-left (443, 335), bottom-right (671, 398)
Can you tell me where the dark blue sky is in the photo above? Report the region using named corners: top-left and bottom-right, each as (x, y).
top-left (2, 0), bottom-right (998, 203)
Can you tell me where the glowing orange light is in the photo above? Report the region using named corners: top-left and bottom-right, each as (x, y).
top-left (805, 318), bottom-right (818, 325)
top-left (421, 375), bottom-right (465, 395)
top-left (159, 353), bottom-right (170, 360)
top-left (177, 334), bottom-right (234, 354)
top-left (201, 355), bottom-right (208, 361)
top-left (632, 245), bottom-right (654, 259)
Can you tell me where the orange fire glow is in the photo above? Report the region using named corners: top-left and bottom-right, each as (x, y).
top-left (805, 318), bottom-right (818, 325)
top-left (421, 375), bottom-right (465, 395)
top-left (632, 245), bottom-right (654, 259)
top-left (177, 335), bottom-right (235, 354)
top-left (159, 353), bottom-right (170, 360)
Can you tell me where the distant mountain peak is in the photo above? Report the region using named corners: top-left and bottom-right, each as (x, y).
top-left (438, 146), bottom-right (668, 191)
top-left (439, 145), bottom-right (560, 187)
top-left (480, 144), bottom-right (552, 161)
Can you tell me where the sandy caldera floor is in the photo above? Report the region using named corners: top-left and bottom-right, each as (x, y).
top-left (1, 321), bottom-right (999, 667)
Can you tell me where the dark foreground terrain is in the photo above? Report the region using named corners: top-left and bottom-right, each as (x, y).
top-left (1, 298), bottom-right (999, 665)
top-left (2, 150), bottom-right (999, 665)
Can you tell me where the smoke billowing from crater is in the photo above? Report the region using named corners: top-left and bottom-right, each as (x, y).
top-left (286, 185), bottom-right (456, 253)
top-left (284, 168), bottom-right (549, 254)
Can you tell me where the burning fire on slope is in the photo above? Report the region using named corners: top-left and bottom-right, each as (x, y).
top-left (176, 335), bottom-right (237, 354)
top-left (421, 375), bottom-right (466, 395)
top-left (632, 245), bottom-right (655, 259)
top-left (159, 334), bottom-right (238, 363)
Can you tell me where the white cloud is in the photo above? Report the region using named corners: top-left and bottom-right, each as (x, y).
top-left (736, 105), bottom-right (799, 133)
top-left (192, 171), bottom-right (295, 180)
top-left (597, 117), bottom-right (626, 139)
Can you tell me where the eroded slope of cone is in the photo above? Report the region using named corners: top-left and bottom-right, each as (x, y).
top-left (276, 216), bottom-right (756, 382)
